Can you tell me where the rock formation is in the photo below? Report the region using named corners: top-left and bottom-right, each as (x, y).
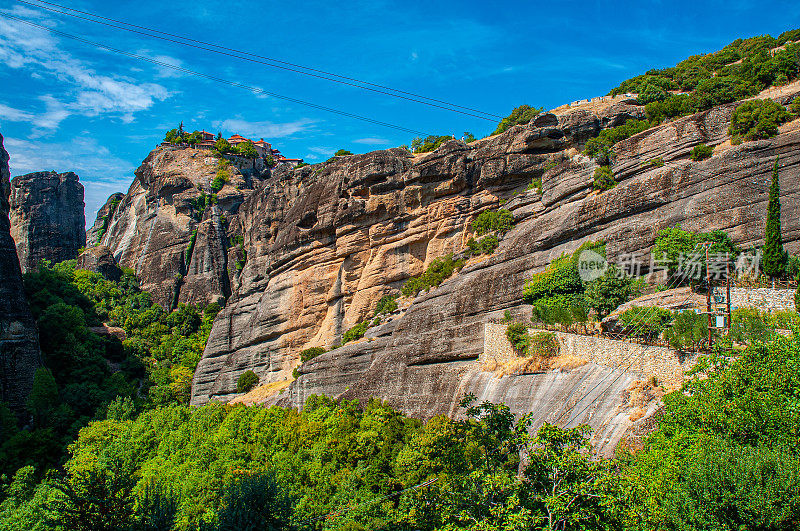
top-left (0, 133), bottom-right (42, 414)
top-left (97, 147), bottom-right (265, 308)
top-left (188, 94), bottom-right (799, 453)
top-left (76, 245), bottom-right (122, 282)
top-left (10, 171), bottom-right (85, 272)
top-left (86, 192), bottom-right (123, 246)
top-left (97, 92), bottom-right (800, 454)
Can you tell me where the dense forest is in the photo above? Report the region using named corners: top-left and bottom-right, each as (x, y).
top-left (0, 259), bottom-right (798, 529)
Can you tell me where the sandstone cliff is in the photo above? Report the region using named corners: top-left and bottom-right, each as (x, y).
top-left (0, 133), bottom-right (42, 414)
top-left (186, 94), bottom-right (799, 453)
top-left (10, 171), bottom-right (85, 272)
top-left (98, 147), bottom-right (265, 308)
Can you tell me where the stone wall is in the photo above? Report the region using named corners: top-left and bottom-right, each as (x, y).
top-left (729, 287), bottom-right (796, 312)
top-left (483, 322), bottom-right (698, 389)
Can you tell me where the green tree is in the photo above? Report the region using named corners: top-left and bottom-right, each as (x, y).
top-left (236, 370), bottom-right (259, 393)
top-left (214, 137), bottom-right (233, 155)
top-left (584, 265), bottom-right (638, 318)
top-left (26, 369), bottom-right (58, 427)
top-left (204, 473), bottom-right (292, 531)
top-left (493, 105), bottom-right (543, 135)
top-left (592, 166), bottom-right (615, 191)
top-left (236, 141), bottom-right (258, 167)
top-left (762, 157), bottom-right (788, 279)
top-left (729, 99), bottom-right (791, 141)
top-left (334, 149), bottom-right (353, 156)
top-left (664, 310), bottom-right (707, 351)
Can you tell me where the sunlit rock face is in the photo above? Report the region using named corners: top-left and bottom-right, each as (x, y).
top-left (0, 133), bottom-right (42, 414)
top-left (10, 170), bottom-right (85, 272)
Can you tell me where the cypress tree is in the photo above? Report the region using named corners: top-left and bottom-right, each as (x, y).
top-left (762, 157), bottom-right (788, 279)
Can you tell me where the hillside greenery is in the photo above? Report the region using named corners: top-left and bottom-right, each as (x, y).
top-left (1, 324), bottom-right (797, 529)
top-left (611, 30), bottom-right (800, 122)
top-left (0, 261), bottom-right (217, 482)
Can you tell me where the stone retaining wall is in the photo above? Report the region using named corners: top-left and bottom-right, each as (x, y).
top-left (729, 287), bottom-right (796, 312)
top-left (483, 323), bottom-right (699, 389)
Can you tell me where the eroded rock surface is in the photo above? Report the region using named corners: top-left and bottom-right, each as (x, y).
top-left (0, 133), bottom-right (42, 414)
top-left (187, 96), bottom-right (800, 453)
top-left (10, 170), bottom-right (85, 272)
top-left (100, 147), bottom-right (263, 308)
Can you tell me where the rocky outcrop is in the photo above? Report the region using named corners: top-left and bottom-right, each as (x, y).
top-left (77, 245), bottom-right (122, 282)
top-left (99, 147), bottom-right (265, 308)
top-left (87, 192), bottom-right (123, 246)
top-left (10, 171), bottom-right (85, 272)
top-left (187, 95), bottom-right (800, 453)
top-left (0, 133), bottom-right (42, 414)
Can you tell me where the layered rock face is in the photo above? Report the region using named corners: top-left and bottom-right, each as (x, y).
top-left (188, 96), bottom-right (800, 453)
top-left (10, 171), bottom-right (85, 272)
top-left (99, 147), bottom-right (264, 308)
top-left (0, 133), bottom-right (41, 414)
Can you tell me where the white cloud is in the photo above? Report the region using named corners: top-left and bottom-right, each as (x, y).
top-left (353, 137), bottom-right (390, 145)
top-left (0, 103), bottom-right (33, 122)
top-left (212, 118), bottom-right (316, 139)
top-left (4, 136), bottom-right (135, 223)
top-left (0, 10), bottom-right (170, 133)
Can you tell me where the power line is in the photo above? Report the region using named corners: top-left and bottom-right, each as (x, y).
top-left (4, 14), bottom-right (431, 137)
top-left (17, 0), bottom-right (503, 122)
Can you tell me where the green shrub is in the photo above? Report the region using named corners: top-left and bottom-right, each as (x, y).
top-left (493, 105), bottom-right (543, 135)
top-left (527, 176), bottom-right (542, 193)
top-left (664, 310), bottom-right (707, 350)
top-left (295, 162), bottom-right (309, 168)
top-left (618, 306), bottom-right (673, 339)
top-left (374, 295), bottom-right (398, 315)
top-left (690, 144), bottom-right (713, 161)
top-left (236, 370), bottom-right (259, 393)
top-left (643, 157), bottom-right (664, 168)
top-left (524, 255), bottom-right (583, 304)
top-left (471, 209), bottom-right (514, 236)
top-left (505, 323), bottom-right (530, 354)
top-left (300, 347), bottom-right (326, 363)
top-left (592, 166), bottom-right (615, 191)
top-left (334, 149), bottom-right (353, 156)
top-left (729, 99), bottom-right (791, 142)
top-left (411, 135), bottom-right (452, 153)
top-left (401, 254), bottom-right (465, 297)
top-left (528, 332), bottom-right (559, 358)
top-left (584, 119), bottom-right (653, 164)
top-left (791, 97), bottom-right (800, 115)
top-left (466, 234), bottom-right (499, 256)
top-left (185, 229), bottom-right (198, 264)
top-left (342, 322), bottom-right (367, 344)
top-left (584, 265), bottom-right (640, 318)
top-left (729, 308), bottom-right (773, 344)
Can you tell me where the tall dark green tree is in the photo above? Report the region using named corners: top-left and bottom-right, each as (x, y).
top-left (762, 157), bottom-right (788, 279)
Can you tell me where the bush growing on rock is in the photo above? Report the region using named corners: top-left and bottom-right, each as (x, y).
top-left (592, 166), bottom-right (616, 191)
top-left (374, 294), bottom-right (399, 315)
top-left (401, 254), bottom-right (465, 297)
top-left (729, 99), bottom-right (791, 142)
top-left (493, 104), bottom-right (543, 135)
top-left (471, 209), bottom-right (514, 236)
top-left (584, 265), bottom-right (640, 318)
top-left (690, 143), bottom-right (714, 161)
top-left (342, 322), bottom-right (367, 344)
top-left (300, 346), bottom-right (326, 363)
top-left (236, 370), bottom-right (259, 393)
top-left (466, 234), bottom-right (499, 256)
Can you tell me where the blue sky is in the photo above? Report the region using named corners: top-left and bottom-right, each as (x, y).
top-left (1, 0), bottom-right (799, 223)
